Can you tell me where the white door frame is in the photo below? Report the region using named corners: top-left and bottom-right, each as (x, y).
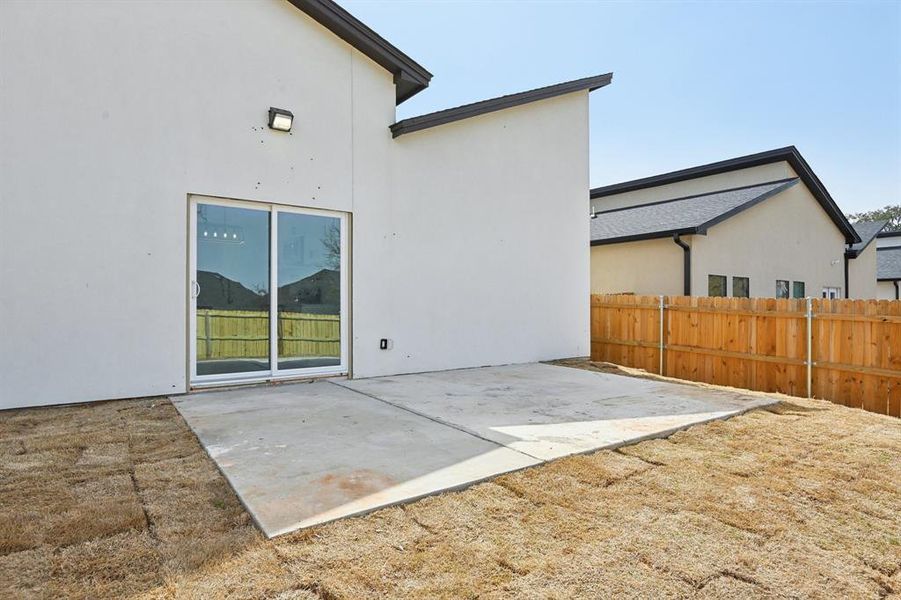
top-left (188, 195), bottom-right (349, 387)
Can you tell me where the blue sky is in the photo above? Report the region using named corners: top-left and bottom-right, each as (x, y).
top-left (344, 0), bottom-right (900, 214)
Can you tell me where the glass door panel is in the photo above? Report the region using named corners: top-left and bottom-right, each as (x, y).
top-left (276, 211), bottom-right (342, 371)
top-left (195, 203), bottom-right (270, 376)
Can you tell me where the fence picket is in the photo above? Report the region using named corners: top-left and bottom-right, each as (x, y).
top-left (591, 294), bottom-right (901, 418)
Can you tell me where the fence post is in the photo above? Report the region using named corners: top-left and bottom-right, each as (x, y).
top-left (659, 294), bottom-right (665, 375)
top-left (806, 297), bottom-right (812, 399)
top-left (204, 311), bottom-right (212, 359)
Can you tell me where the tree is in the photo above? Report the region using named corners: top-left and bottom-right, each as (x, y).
top-left (846, 204), bottom-right (901, 232)
top-left (320, 221), bottom-right (341, 271)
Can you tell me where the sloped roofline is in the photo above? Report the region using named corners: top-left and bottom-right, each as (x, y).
top-left (590, 178), bottom-right (800, 246)
top-left (846, 220), bottom-right (889, 257)
top-left (590, 146), bottom-right (860, 244)
top-left (390, 73), bottom-right (612, 138)
top-left (287, 0), bottom-right (432, 104)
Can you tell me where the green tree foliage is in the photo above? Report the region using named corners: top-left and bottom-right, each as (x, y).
top-left (846, 204), bottom-right (901, 232)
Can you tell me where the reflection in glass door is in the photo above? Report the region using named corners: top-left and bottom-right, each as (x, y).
top-left (190, 198), bottom-right (347, 384)
top-left (277, 211), bottom-right (342, 370)
top-left (195, 203), bottom-right (270, 376)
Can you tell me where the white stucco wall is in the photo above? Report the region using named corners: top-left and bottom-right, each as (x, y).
top-left (877, 281), bottom-right (899, 300)
top-left (848, 243), bottom-right (878, 300)
top-left (690, 182), bottom-right (846, 298)
top-left (357, 93), bottom-right (590, 377)
top-left (590, 238), bottom-right (684, 296)
top-left (0, 0), bottom-right (591, 408)
top-left (591, 162), bottom-right (795, 212)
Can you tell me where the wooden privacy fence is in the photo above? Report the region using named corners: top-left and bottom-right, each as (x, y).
top-left (196, 309), bottom-right (340, 360)
top-left (591, 294), bottom-right (901, 417)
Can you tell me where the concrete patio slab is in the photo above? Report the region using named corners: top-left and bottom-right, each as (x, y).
top-left (175, 363), bottom-right (777, 538)
top-left (337, 363), bottom-right (777, 460)
top-left (173, 381), bottom-right (538, 537)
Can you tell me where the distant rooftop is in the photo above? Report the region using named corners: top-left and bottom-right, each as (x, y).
top-left (877, 246), bottom-right (901, 281)
top-left (847, 220), bottom-right (889, 257)
top-left (590, 179), bottom-right (798, 245)
top-left (590, 146), bottom-right (859, 245)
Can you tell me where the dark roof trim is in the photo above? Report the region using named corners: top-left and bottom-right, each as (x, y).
top-left (589, 178), bottom-right (799, 246)
top-left (391, 73), bottom-right (613, 138)
top-left (878, 230), bottom-right (901, 238)
top-left (878, 244), bottom-right (901, 251)
top-left (590, 227), bottom-right (700, 246)
top-left (590, 146), bottom-right (860, 245)
top-left (287, 0), bottom-right (432, 104)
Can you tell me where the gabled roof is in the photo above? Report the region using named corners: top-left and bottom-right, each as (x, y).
top-left (287, 0), bottom-right (432, 104)
top-left (877, 246), bottom-right (901, 281)
top-left (391, 73), bottom-right (613, 138)
top-left (590, 146), bottom-right (860, 244)
top-left (590, 179), bottom-right (799, 245)
top-left (846, 220), bottom-right (889, 257)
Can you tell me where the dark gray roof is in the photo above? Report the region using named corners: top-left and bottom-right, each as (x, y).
top-left (590, 179), bottom-right (799, 245)
top-left (391, 73), bottom-right (613, 138)
top-left (590, 147), bottom-right (860, 245)
top-left (847, 220), bottom-right (889, 256)
top-left (287, 0), bottom-right (432, 104)
top-left (877, 246), bottom-right (901, 280)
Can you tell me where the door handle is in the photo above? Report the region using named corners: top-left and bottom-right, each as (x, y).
top-left (191, 280), bottom-right (200, 298)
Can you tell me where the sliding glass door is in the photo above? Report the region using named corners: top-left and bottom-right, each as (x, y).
top-left (190, 197), bottom-right (347, 385)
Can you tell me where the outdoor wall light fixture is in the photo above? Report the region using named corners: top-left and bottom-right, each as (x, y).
top-left (268, 107), bottom-right (293, 132)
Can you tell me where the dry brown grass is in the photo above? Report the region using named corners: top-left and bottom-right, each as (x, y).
top-left (1, 361), bottom-right (899, 599)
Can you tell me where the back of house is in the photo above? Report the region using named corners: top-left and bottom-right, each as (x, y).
top-left (0, 0), bottom-right (612, 409)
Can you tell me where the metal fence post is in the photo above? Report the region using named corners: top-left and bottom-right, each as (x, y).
top-left (806, 297), bottom-right (812, 399)
top-left (659, 294), bottom-right (665, 375)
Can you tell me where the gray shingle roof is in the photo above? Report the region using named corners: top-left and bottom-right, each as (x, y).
top-left (590, 179), bottom-right (799, 244)
top-left (849, 220), bottom-right (888, 254)
top-left (877, 246), bottom-right (901, 280)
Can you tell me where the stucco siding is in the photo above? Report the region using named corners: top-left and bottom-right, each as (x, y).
top-left (590, 239), bottom-right (684, 296)
top-left (359, 93), bottom-right (591, 377)
top-left (848, 243), bottom-right (879, 299)
top-left (0, 1), bottom-right (592, 408)
top-left (690, 182), bottom-right (845, 298)
top-left (591, 162), bottom-right (795, 212)
top-left (0, 0), bottom-right (386, 408)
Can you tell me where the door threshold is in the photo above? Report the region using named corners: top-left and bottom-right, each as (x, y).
top-left (189, 372), bottom-right (349, 393)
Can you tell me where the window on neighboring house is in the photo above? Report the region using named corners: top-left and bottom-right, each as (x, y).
top-left (708, 274), bottom-right (727, 297)
top-left (792, 281), bottom-right (805, 298)
top-left (732, 276), bottom-right (749, 298)
top-left (776, 280), bottom-right (789, 299)
top-left (822, 286), bottom-right (841, 299)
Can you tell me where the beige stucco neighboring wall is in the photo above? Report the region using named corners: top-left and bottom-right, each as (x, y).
top-left (591, 162), bottom-right (795, 212)
top-left (690, 182), bottom-right (846, 298)
top-left (877, 281), bottom-right (899, 300)
top-left (847, 243), bottom-right (879, 299)
top-left (590, 238), bottom-right (684, 296)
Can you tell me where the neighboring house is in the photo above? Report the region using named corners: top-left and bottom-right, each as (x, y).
top-left (0, 0), bottom-right (612, 409)
top-left (877, 231), bottom-right (901, 299)
top-left (845, 220), bottom-right (888, 300)
top-left (589, 147), bottom-right (864, 300)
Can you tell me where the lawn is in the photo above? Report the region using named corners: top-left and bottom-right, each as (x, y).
top-left (1, 361), bottom-right (899, 599)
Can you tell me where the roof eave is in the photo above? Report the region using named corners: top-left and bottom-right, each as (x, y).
top-left (287, 0), bottom-right (432, 105)
top-left (391, 73), bottom-right (613, 138)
